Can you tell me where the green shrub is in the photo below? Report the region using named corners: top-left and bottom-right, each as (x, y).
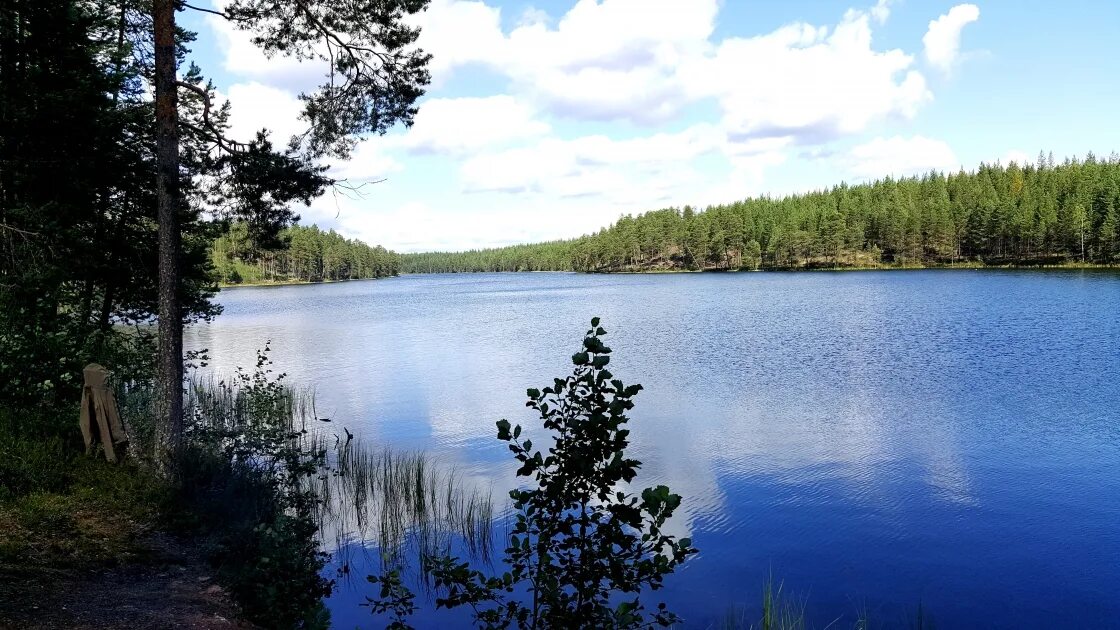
top-left (220, 513), bottom-right (332, 629)
top-left (370, 319), bottom-right (697, 628)
top-left (173, 346), bottom-right (333, 629)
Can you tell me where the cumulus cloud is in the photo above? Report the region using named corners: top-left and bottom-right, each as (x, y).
top-left (459, 125), bottom-right (722, 200)
top-left (870, 0), bottom-right (894, 25)
top-left (845, 135), bottom-right (959, 178)
top-left (410, 0), bottom-right (506, 85)
top-left (397, 95), bottom-right (550, 155)
top-left (699, 151), bottom-right (789, 208)
top-left (329, 196), bottom-right (620, 253)
top-left (413, 0), bottom-right (718, 123)
top-left (923, 4), bottom-right (980, 73)
top-left (205, 7), bottom-right (327, 93)
top-left (198, 0), bottom-right (980, 250)
top-left (690, 8), bottom-right (930, 148)
top-left (502, 0), bottom-right (717, 122)
top-left (213, 0), bottom-right (937, 147)
top-left (413, 0), bottom-right (925, 134)
top-left (221, 82), bottom-right (305, 144)
top-left (326, 140), bottom-right (403, 182)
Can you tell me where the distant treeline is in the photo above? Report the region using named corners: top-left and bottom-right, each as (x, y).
top-left (401, 153), bottom-right (1120, 273)
top-left (212, 223), bottom-right (400, 284)
top-left (400, 241), bottom-right (576, 274)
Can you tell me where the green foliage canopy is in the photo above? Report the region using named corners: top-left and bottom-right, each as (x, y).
top-left (402, 154), bottom-right (1120, 274)
top-left (210, 222), bottom-right (400, 284)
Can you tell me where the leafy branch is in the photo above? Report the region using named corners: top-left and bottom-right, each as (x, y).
top-left (368, 319), bottom-right (698, 629)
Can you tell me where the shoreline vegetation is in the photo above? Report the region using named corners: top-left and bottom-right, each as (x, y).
top-left (397, 259), bottom-right (1120, 275)
top-left (394, 154), bottom-right (1120, 275)
top-left (218, 275), bottom-right (393, 289)
top-left (216, 258), bottom-right (1118, 290)
top-left (1, 352), bottom-right (496, 629)
top-left (212, 223), bottom-right (401, 287)
top-left (210, 154), bottom-right (1120, 284)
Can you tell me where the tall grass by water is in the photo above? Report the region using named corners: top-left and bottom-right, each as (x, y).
top-left (318, 433), bottom-right (495, 576)
top-left (76, 351), bottom-right (495, 627)
top-left (712, 574), bottom-right (937, 630)
top-left (173, 371), bottom-right (495, 570)
top-left (716, 575), bottom-right (808, 630)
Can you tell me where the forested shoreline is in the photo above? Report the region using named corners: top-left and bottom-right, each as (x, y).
top-left (401, 154), bottom-right (1120, 274)
top-left (211, 223), bottom-right (401, 285)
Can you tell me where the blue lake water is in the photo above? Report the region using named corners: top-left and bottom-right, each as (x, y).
top-left (186, 270), bottom-right (1120, 629)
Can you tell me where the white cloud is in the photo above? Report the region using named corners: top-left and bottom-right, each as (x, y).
top-left (213, 0), bottom-right (935, 149)
top-left (517, 7), bottom-right (550, 28)
top-left (459, 125), bottom-right (722, 201)
top-left (700, 150), bottom-right (789, 208)
top-left (327, 140), bottom-right (403, 182)
top-left (923, 4), bottom-right (980, 74)
top-left (411, 0), bottom-right (507, 85)
top-left (414, 0), bottom-right (718, 123)
top-left (479, 0), bottom-right (929, 134)
top-left (205, 8), bottom-right (327, 93)
top-left (397, 95), bottom-right (550, 155)
top-left (329, 196), bottom-right (618, 253)
top-left (222, 0), bottom-right (931, 139)
top-left (501, 0), bottom-right (718, 122)
top-left (846, 135), bottom-right (959, 178)
top-left (689, 8), bottom-right (931, 147)
top-left (222, 82), bottom-right (305, 144)
top-left (870, 0), bottom-right (893, 25)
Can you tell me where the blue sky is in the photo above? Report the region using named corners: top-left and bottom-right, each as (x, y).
top-left (181, 0), bottom-right (1120, 252)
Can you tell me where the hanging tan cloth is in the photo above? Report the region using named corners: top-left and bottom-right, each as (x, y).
top-left (79, 363), bottom-right (128, 463)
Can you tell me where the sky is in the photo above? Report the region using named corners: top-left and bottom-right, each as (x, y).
top-left (181, 0), bottom-right (1120, 253)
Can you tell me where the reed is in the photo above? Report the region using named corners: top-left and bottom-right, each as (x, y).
top-left (168, 373), bottom-right (494, 572)
top-left (317, 432), bottom-right (495, 575)
top-left (758, 575), bottom-right (808, 630)
top-left (712, 576), bottom-right (937, 630)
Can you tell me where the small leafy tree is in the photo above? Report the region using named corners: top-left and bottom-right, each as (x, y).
top-left (373, 318), bottom-right (697, 628)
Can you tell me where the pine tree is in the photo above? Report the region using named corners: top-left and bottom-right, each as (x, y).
top-left (148, 0), bottom-right (432, 470)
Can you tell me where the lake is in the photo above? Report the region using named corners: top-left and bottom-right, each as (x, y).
top-left (186, 270), bottom-right (1120, 629)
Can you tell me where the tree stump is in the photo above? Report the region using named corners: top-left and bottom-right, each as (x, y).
top-left (79, 363), bottom-right (128, 463)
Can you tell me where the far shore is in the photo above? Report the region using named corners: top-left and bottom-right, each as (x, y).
top-left (220, 262), bottom-right (1120, 288)
top-left (219, 275), bottom-right (399, 289)
top-left (395, 261), bottom-right (1120, 276)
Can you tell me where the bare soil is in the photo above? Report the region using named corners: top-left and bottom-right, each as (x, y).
top-left (0, 533), bottom-right (257, 630)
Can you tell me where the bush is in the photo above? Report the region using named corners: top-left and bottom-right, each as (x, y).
top-left (173, 346), bottom-right (333, 629)
top-left (370, 319), bottom-right (697, 628)
top-left (221, 512), bottom-right (332, 629)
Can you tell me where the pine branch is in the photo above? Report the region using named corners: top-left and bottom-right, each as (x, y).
top-left (175, 79), bottom-right (248, 154)
top-left (180, 3), bottom-right (252, 22)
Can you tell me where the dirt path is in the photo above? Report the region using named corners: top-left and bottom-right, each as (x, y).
top-left (0, 533), bottom-right (257, 630)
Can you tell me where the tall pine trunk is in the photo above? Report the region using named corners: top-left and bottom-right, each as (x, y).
top-left (154, 0), bottom-right (183, 474)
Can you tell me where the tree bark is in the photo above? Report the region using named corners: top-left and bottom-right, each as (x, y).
top-left (154, 0), bottom-right (183, 475)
